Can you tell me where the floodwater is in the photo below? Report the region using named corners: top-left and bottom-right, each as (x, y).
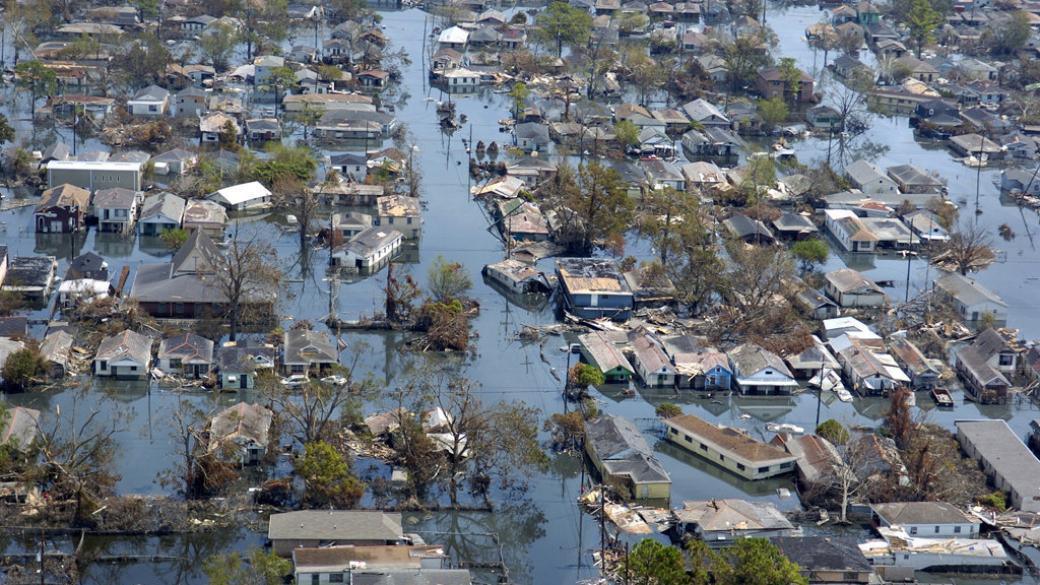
top-left (2, 4), bottom-right (1040, 584)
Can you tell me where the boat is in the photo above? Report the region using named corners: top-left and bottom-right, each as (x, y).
top-left (931, 387), bottom-right (954, 408)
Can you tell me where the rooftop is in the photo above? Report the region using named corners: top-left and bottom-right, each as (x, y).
top-left (666, 414), bottom-right (796, 463)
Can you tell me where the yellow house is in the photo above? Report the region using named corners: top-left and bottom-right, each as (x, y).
top-left (585, 415), bottom-right (671, 502)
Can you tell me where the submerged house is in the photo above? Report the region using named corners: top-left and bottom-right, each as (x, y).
top-left (93, 329), bottom-right (152, 379)
top-left (626, 328), bottom-right (678, 388)
top-left (664, 414), bottom-right (798, 480)
top-left (870, 502), bottom-right (980, 538)
top-left (35, 184), bottom-right (90, 233)
top-left (956, 419), bottom-right (1040, 513)
top-left (584, 415), bottom-right (671, 501)
top-left (772, 537), bottom-right (875, 585)
top-left (675, 499), bottom-right (794, 546)
top-left (158, 333), bottom-right (214, 379)
top-left (728, 344), bottom-right (798, 395)
top-left (556, 258), bottom-right (634, 320)
top-left (207, 402), bottom-right (273, 466)
top-left (578, 331), bottom-right (635, 383)
top-left (953, 330), bottom-right (1013, 404)
top-left (268, 511), bottom-right (411, 557)
top-left (217, 342), bottom-right (277, 390)
top-left (283, 329), bottom-right (338, 376)
top-left (933, 271), bottom-right (1007, 325)
top-left (660, 335), bottom-right (732, 390)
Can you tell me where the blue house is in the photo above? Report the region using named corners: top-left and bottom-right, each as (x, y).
top-left (660, 334), bottom-right (732, 390)
top-left (556, 258), bottom-right (634, 320)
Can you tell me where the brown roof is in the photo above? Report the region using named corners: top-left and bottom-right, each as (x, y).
top-left (292, 545), bottom-right (445, 570)
top-left (38, 184), bottom-right (90, 210)
top-left (667, 414), bottom-right (794, 463)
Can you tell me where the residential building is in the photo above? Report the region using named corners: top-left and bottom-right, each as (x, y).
top-left (158, 333), bottom-right (214, 378)
top-left (846, 160), bottom-right (900, 195)
top-left (283, 329), bottom-right (338, 375)
top-left (93, 187), bottom-right (139, 234)
top-left (664, 414), bottom-right (798, 479)
top-left (35, 184), bottom-right (90, 233)
top-left (3, 256), bottom-right (58, 301)
top-left (680, 98), bottom-right (731, 127)
top-left (40, 330), bottom-right (73, 379)
top-left (556, 258), bottom-right (634, 320)
top-left (957, 419), bottom-right (1040, 512)
top-left (127, 85), bottom-right (170, 116)
top-left (585, 415), bottom-right (671, 501)
top-left (93, 329), bottom-right (152, 379)
top-left (933, 271), bottom-right (1007, 324)
top-left (268, 510), bottom-right (411, 556)
top-left (772, 537), bottom-right (875, 585)
top-left (291, 546), bottom-right (460, 585)
top-left (771, 433), bottom-right (841, 486)
top-left (131, 230), bottom-right (275, 319)
top-left (174, 86), bottom-right (208, 117)
top-left (208, 182), bottom-right (273, 211)
top-left (182, 199), bottom-right (229, 237)
top-left (785, 336), bottom-right (840, 380)
top-left (375, 195), bottom-right (422, 239)
top-left (887, 337), bottom-right (939, 390)
top-left (217, 342), bottom-right (277, 390)
top-left (724, 214), bottom-right (775, 245)
top-left (727, 344), bottom-right (798, 395)
top-left (139, 193), bottom-right (186, 236)
top-left (330, 227), bottom-right (403, 271)
top-left (824, 268), bottom-right (886, 307)
top-left (757, 66), bottom-right (814, 102)
top-left (954, 330), bottom-right (1014, 404)
top-left (207, 402), bottom-right (273, 465)
top-left (832, 336), bottom-right (910, 396)
top-left (578, 331), bottom-right (634, 382)
top-left (626, 328), bottom-right (677, 387)
top-left (675, 499), bottom-right (794, 545)
top-left (825, 209), bottom-right (878, 252)
top-left (151, 149), bottom-right (198, 176)
top-left (46, 160), bottom-right (143, 191)
top-left (871, 502), bottom-right (980, 538)
top-left (886, 164), bottom-right (944, 194)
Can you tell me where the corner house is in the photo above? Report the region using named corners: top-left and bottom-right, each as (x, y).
top-left (664, 414), bottom-right (797, 480)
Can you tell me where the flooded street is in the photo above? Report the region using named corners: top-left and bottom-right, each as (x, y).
top-left (2, 3), bottom-right (1040, 584)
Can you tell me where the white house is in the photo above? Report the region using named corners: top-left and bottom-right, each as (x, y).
top-left (127, 85), bottom-right (170, 117)
top-left (93, 329), bottom-right (152, 379)
top-left (871, 502), bottom-right (981, 538)
top-left (825, 209), bottom-right (878, 252)
top-left (437, 26), bottom-right (469, 50)
top-left (331, 227), bottom-right (403, 270)
top-left (139, 193), bottom-right (186, 236)
top-left (727, 343), bottom-right (798, 395)
top-left (93, 187), bottom-right (139, 235)
top-left (824, 268), bottom-right (886, 307)
top-left (831, 335), bottom-right (910, 395)
top-left (627, 329), bottom-right (677, 387)
top-left (208, 181), bottom-right (273, 211)
top-left (443, 67), bottom-right (480, 89)
top-left (933, 271), bottom-right (1008, 324)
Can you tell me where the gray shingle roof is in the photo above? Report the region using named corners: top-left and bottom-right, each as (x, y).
top-left (268, 510), bottom-right (405, 542)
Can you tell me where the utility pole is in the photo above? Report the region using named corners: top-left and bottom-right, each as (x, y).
top-left (599, 484), bottom-right (606, 570)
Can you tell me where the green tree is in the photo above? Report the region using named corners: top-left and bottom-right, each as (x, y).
top-left (265, 66), bottom-right (299, 116)
top-left (428, 256), bottom-right (473, 303)
top-left (724, 36), bottom-right (772, 89)
top-left (983, 11), bottom-right (1031, 55)
top-left (535, 1), bottom-right (593, 56)
top-left (15, 60), bottom-right (58, 117)
top-left (615, 119), bottom-right (640, 149)
top-left (625, 539), bottom-right (690, 585)
top-left (294, 440), bottom-right (366, 508)
top-left (757, 97), bottom-right (788, 128)
top-left (110, 33), bottom-right (171, 87)
top-left (328, 0), bottom-right (368, 22)
top-left (58, 34), bottom-right (101, 60)
top-left (686, 539), bottom-right (721, 585)
top-left (563, 162), bottom-right (634, 254)
top-left (777, 57), bottom-right (803, 100)
top-left (203, 549), bottom-right (291, 585)
top-left (0, 114), bottom-right (14, 146)
top-left (568, 363), bottom-right (604, 388)
top-left (655, 402), bottom-right (682, 419)
top-left (816, 419), bottom-right (849, 445)
top-left (790, 238), bottom-right (829, 272)
top-left (132, 0), bottom-right (160, 20)
top-left (200, 22), bottom-right (239, 72)
top-left (640, 186), bottom-right (699, 265)
top-left (717, 538), bottom-right (808, 585)
top-left (1, 347), bottom-right (43, 391)
top-left (906, 0), bottom-right (942, 57)
top-left (738, 156), bottom-right (777, 204)
top-left (250, 144), bottom-right (318, 185)
top-left (509, 81), bottom-right (530, 121)
top-left (159, 227), bottom-right (189, 249)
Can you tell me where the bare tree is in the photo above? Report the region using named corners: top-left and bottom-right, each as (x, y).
top-left (823, 434), bottom-right (881, 523)
top-left (272, 176), bottom-right (319, 250)
top-left (261, 352), bottom-right (367, 445)
top-left (930, 221), bottom-right (996, 275)
top-left (213, 236), bottom-right (281, 341)
top-left (36, 396), bottom-right (123, 524)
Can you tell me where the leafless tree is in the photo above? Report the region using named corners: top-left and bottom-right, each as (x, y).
top-left (930, 221), bottom-right (997, 275)
top-left (272, 176), bottom-right (319, 250)
top-left (260, 352), bottom-right (366, 445)
top-left (213, 236), bottom-right (281, 341)
top-left (821, 433), bottom-right (882, 523)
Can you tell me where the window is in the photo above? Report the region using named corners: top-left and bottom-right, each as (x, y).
top-left (934, 526), bottom-right (940, 534)
top-left (954, 526), bottom-right (962, 534)
top-left (843, 572), bottom-right (860, 581)
top-left (311, 576), bottom-right (319, 585)
top-left (909, 527), bottom-right (917, 535)
top-left (329, 575), bottom-right (344, 583)
top-left (669, 427), bottom-right (678, 435)
top-left (719, 454), bottom-right (725, 461)
top-left (683, 434), bottom-right (692, 442)
top-left (758, 466), bottom-right (770, 473)
top-left (699, 443), bottom-right (708, 451)
top-left (737, 463), bottom-right (745, 471)
top-left (999, 354), bottom-right (1014, 366)
top-left (780, 462), bottom-right (793, 469)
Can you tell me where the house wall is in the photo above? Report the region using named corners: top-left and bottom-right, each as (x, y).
top-left (140, 218), bottom-right (179, 236)
top-left (664, 422), bottom-right (796, 480)
top-left (48, 167), bottom-right (141, 191)
top-left (562, 291), bottom-right (634, 320)
top-left (876, 516), bottom-right (979, 538)
top-left (35, 206), bottom-right (84, 233)
top-left (693, 527), bottom-right (792, 547)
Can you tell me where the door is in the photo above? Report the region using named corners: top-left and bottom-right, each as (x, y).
top-left (241, 375), bottom-right (249, 390)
